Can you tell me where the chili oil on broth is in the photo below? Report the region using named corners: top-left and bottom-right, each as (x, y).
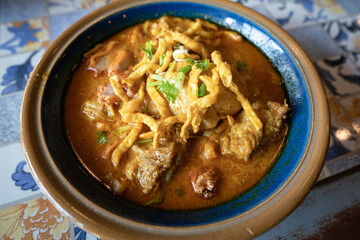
top-left (64, 16), bottom-right (288, 211)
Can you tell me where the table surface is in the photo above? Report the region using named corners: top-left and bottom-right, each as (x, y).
top-left (1, 0), bottom-right (360, 239)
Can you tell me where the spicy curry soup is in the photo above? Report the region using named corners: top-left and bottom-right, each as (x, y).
top-left (64, 16), bottom-right (288, 210)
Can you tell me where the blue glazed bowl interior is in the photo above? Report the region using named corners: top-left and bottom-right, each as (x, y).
top-left (41, 2), bottom-right (311, 226)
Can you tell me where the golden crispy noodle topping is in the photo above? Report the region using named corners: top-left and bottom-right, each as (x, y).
top-left (211, 51), bottom-right (263, 131)
top-left (96, 16), bottom-right (264, 167)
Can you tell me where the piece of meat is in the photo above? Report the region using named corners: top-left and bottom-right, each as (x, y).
top-left (202, 140), bottom-right (218, 161)
top-left (219, 101), bottom-right (289, 161)
top-left (87, 41), bottom-right (121, 74)
top-left (124, 127), bottom-right (186, 194)
top-left (261, 101), bottom-right (290, 145)
top-left (200, 107), bottom-right (219, 130)
top-left (97, 84), bottom-right (121, 104)
top-left (82, 100), bottom-right (107, 120)
top-left (220, 110), bottom-right (262, 161)
top-left (108, 49), bottom-right (134, 76)
top-left (126, 144), bottom-right (176, 194)
top-left (212, 81), bottom-right (243, 116)
top-left (190, 167), bottom-right (220, 199)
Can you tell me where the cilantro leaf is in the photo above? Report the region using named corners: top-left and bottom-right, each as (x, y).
top-left (185, 58), bottom-right (210, 71)
top-left (238, 61), bottom-right (247, 71)
top-left (158, 81), bottom-right (178, 103)
top-left (147, 76), bottom-right (179, 103)
top-left (96, 130), bottom-right (107, 144)
top-left (142, 40), bottom-right (155, 58)
top-left (196, 59), bottom-right (210, 71)
top-left (197, 82), bottom-right (207, 98)
top-left (145, 191), bottom-right (165, 206)
top-left (185, 57), bottom-right (197, 65)
top-left (175, 42), bottom-right (182, 49)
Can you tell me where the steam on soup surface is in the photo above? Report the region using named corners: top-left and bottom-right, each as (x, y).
top-left (64, 16), bottom-right (289, 210)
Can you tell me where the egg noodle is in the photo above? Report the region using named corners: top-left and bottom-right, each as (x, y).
top-left (87, 16), bottom-right (263, 167)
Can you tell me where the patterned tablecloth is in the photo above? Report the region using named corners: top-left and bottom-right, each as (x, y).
top-left (1, 0), bottom-right (360, 239)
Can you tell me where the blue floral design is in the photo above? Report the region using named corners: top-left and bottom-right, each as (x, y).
top-left (75, 226), bottom-right (101, 240)
top-left (315, 64), bottom-right (338, 95)
top-left (12, 160), bottom-right (39, 191)
top-left (1, 50), bottom-right (37, 95)
top-left (300, 0), bottom-right (314, 13)
top-left (0, 22), bottom-right (41, 54)
top-left (277, 11), bottom-right (294, 27)
top-left (74, 227), bottom-right (87, 240)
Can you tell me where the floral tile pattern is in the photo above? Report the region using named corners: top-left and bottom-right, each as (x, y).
top-left (0, 143), bottom-right (41, 206)
top-left (0, 49), bottom-right (45, 95)
top-left (348, 51), bottom-right (360, 68)
top-left (315, 54), bottom-right (360, 96)
top-left (337, 0), bottom-right (360, 15)
top-left (0, 0), bottom-right (47, 23)
top-left (288, 24), bottom-right (342, 61)
top-left (0, 93), bottom-right (23, 144)
top-left (0, 196), bottom-right (71, 240)
top-left (0, 18), bottom-right (50, 56)
top-left (49, 9), bottom-right (94, 41)
top-left (322, 15), bottom-right (360, 53)
top-left (300, 0), bottom-right (347, 22)
top-left (0, 0), bottom-right (360, 239)
top-left (265, 0), bottom-right (316, 30)
top-left (74, 227), bottom-right (100, 240)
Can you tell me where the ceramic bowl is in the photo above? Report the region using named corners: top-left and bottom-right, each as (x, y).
top-left (20, 0), bottom-right (330, 239)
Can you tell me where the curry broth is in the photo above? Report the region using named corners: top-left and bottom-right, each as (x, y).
top-left (64, 17), bottom-right (288, 210)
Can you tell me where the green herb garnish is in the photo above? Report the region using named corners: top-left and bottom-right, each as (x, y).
top-left (159, 53), bottom-right (166, 66)
top-left (185, 58), bottom-right (198, 65)
top-left (142, 40), bottom-right (155, 58)
top-left (158, 80), bottom-right (178, 103)
top-left (197, 82), bottom-right (207, 98)
top-left (196, 59), bottom-right (210, 71)
top-left (96, 130), bottom-right (107, 144)
top-left (165, 165), bottom-right (176, 182)
top-left (185, 58), bottom-right (210, 71)
top-left (114, 125), bottom-right (131, 137)
top-left (237, 61), bottom-right (247, 71)
top-left (150, 74), bottom-right (164, 81)
top-left (178, 65), bottom-right (192, 74)
top-left (145, 191), bottom-right (165, 206)
top-left (147, 81), bottom-right (162, 87)
top-left (175, 42), bottom-right (182, 49)
top-left (147, 76), bottom-right (179, 103)
top-left (174, 72), bottom-right (185, 89)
